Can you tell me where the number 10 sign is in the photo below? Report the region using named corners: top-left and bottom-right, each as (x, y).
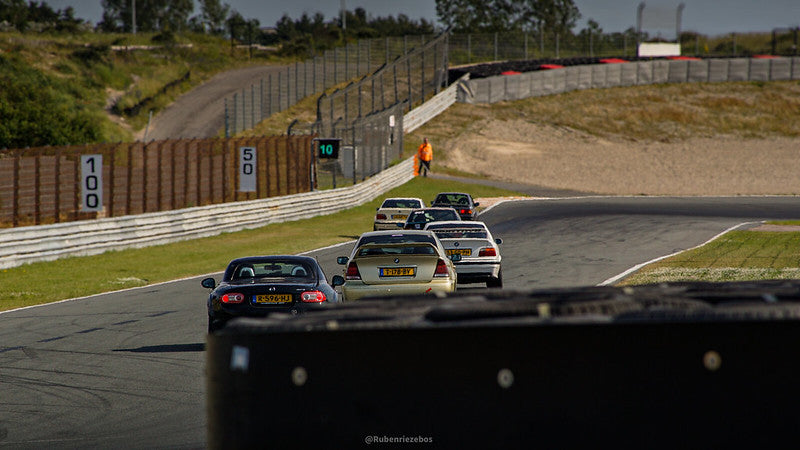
top-left (81, 154), bottom-right (103, 212)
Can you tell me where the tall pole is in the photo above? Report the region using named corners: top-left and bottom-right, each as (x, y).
top-left (131, 0), bottom-right (136, 34)
top-left (636, 2), bottom-right (645, 50)
top-left (341, 0), bottom-right (346, 33)
top-left (676, 3), bottom-right (685, 43)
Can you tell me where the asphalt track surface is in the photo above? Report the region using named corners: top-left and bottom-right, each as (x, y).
top-left (3, 196), bottom-right (800, 448)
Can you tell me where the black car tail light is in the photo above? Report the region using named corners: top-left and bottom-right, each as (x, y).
top-left (434, 259), bottom-right (449, 277)
top-left (222, 293), bottom-right (245, 304)
top-left (346, 262), bottom-right (361, 280)
top-left (301, 291), bottom-right (327, 303)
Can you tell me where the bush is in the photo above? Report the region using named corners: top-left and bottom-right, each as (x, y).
top-left (0, 54), bottom-right (105, 148)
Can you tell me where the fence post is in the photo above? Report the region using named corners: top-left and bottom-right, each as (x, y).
top-left (232, 94), bottom-right (238, 135)
top-left (524, 33), bottom-right (528, 59)
top-left (295, 61), bottom-right (299, 104)
top-left (467, 34), bottom-right (472, 64)
top-left (393, 64), bottom-right (399, 104)
top-left (260, 78), bottom-right (265, 121)
top-left (313, 57), bottom-right (317, 95)
top-left (55, 147), bottom-right (62, 222)
top-left (12, 149), bottom-right (20, 226)
top-left (334, 47), bottom-right (338, 84)
top-left (352, 126), bottom-right (357, 185)
top-left (251, 84), bottom-right (256, 128)
top-left (286, 67), bottom-right (291, 110)
top-left (155, 141), bottom-right (163, 211)
top-left (126, 143), bottom-right (133, 216)
top-left (407, 56), bottom-right (413, 107)
top-left (556, 34), bottom-right (560, 59)
top-left (73, 149), bottom-right (79, 221)
top-left (421, 47), bottom-right (426, 101)
top-left (385, 37), bottom-right (389, 65)
top-left (494, 32), bottom-right (498, 61)
top-left (34, 150), bottom-right (40, 225)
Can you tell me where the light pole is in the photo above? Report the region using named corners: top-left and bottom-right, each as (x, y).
top-left (636, 2), bottom-right (645, 49)
top-left (131, 0), bottom-right (136, 35)
top-left (676, 3), bottom-right (685, 42)
top-left (341, 0), bottom-right (346, 33)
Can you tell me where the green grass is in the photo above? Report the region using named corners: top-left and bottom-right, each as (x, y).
top-left (620, 229), bottom-right (800, 285)
top-left (0, 176), bottom-right (523, 311)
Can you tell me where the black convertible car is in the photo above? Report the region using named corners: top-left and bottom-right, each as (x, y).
top-left (202, 255), bottom-right (341, 332)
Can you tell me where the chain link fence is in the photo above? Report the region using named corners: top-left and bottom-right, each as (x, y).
top-left (224, 34), bottom-right (440, 136)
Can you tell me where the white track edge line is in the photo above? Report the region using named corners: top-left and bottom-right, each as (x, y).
top-left (598, 221), bottom-right (763, 286)
top-left (0, 240), bottom-right (359, 316)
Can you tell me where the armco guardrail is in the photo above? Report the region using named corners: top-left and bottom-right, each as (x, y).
top-left (458, 57), bottom-right (800, 104)
top-left (0, 158), bottom-right (413, 269)
top-left (403, 74), bottom-right (467, 133)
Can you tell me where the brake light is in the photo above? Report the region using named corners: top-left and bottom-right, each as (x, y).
top-left (221, 293), bottom-right (245, 304)
top-left (346, 262), bottom-right (361, 280)
top-left (434, 259), bottom-right (449, 277)
top-left (460, 208), bottom-right (472, 215)
top-left (479, 247), bottom-right (497, 257)
top-left (301, 291), bottom-right (326, 303)
top-left (376, 213), bottom-right (387, 220)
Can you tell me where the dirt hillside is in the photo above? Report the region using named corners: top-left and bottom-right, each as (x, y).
top-left (441, 120), bottom-right (800, 196)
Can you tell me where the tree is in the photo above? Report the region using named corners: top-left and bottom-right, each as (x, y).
top-left (199, 0), bottom-right (229, 35)
top-left (436, 0), bottom-right (518, 33)
top-left (99, 0), bottom-right (193, 33)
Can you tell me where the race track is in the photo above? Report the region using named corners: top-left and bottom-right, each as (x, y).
top-left (2, 196), bottom-right (800, 448)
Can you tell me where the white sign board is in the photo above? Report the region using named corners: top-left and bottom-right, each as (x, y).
top-left (638, 43), bottom-right (681, 57)
top-left (239, 147), bottom-right (257, 192)
top-left (81, 154), bottom-right (103, 212)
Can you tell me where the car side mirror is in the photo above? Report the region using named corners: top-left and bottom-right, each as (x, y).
top-left (332, 275), bottom-right (345, 287)
top-left (449, 254), bottom-right (462, 262)
top-left (495, 238), bottom-right (502, 245)
top-left (201, 277), bottom-right (216, 289)
top-left (474, 201), bottom-right (480, 207)
top-left (336, 256), bottom-right (349, 265)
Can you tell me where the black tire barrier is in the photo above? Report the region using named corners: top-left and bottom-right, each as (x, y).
top-left (207, 281), bottom-right (800, 449)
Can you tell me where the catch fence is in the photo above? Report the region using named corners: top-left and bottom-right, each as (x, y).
top-left (0, 136), bottom-right (313, 228)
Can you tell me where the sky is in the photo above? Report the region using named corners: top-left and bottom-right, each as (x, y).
top-left (46, 0), bottom-right (800, 37)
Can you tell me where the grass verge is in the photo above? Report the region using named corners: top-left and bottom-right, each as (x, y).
top-left (619, 225), bottom-right (800, 285)
top-left (0, 176), bottom-right (523, 312)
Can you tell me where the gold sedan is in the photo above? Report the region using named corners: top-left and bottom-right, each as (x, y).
top-left (334, 231), bottom-right (459, 301)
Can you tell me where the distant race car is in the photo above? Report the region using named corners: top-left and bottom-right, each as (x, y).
top-left (334, 230), bottom-right (460, 301)
top-left (424, 221), bottom-right (503, 288)
top-left (430, 192), bottom-right (480, 220)
top-left (202, 255), bottom-right (341, 332)
top-left (402, 207), bottom-right (461, 230)
top-left (374, 197), bottom-right (425, 230)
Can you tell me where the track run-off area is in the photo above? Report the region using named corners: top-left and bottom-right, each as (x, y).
top-left (2, 195), bottom-right (800, 447)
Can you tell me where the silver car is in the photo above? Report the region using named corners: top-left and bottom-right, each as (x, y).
top-left (424, 221), bottom-right (503, 288)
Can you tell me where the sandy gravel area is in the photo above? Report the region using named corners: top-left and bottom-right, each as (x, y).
top-left (440, 120), bottom-right (800, 196)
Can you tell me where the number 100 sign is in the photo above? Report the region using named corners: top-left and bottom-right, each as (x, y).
top-left (81, 154), bottom-right (103, 212)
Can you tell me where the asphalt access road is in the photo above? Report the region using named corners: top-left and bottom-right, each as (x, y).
top-left (2, 196), bottom-right (800, 448)
top-left (142, 65), bottom-right (287, 140)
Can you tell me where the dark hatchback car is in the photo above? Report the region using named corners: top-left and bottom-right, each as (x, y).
top-left (402, 207), bottom-right (461, 230)
top-left (431, 192), bottom-right (480, 220)
top-left (202, 255), bottom-right (341, 332)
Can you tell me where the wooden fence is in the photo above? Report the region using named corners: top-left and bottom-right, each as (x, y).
top-left (0, 135), bottom-right (314, 227)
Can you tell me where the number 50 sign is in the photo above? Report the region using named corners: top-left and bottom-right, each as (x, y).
top-left (81, 155), bottom-right (103, 212)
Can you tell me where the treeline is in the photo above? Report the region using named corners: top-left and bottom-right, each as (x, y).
top-left (0, 0), bottom-right (86, 32)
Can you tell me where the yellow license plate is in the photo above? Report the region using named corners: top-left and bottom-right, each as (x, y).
top-left (254, 294), bottom-right (292, 304)
top-left (392, 214), bottom-right (407, 220)
top-left (380, 267), bottom-right (416, 277)
top-left (447, 248), bottom-right (472, 256)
